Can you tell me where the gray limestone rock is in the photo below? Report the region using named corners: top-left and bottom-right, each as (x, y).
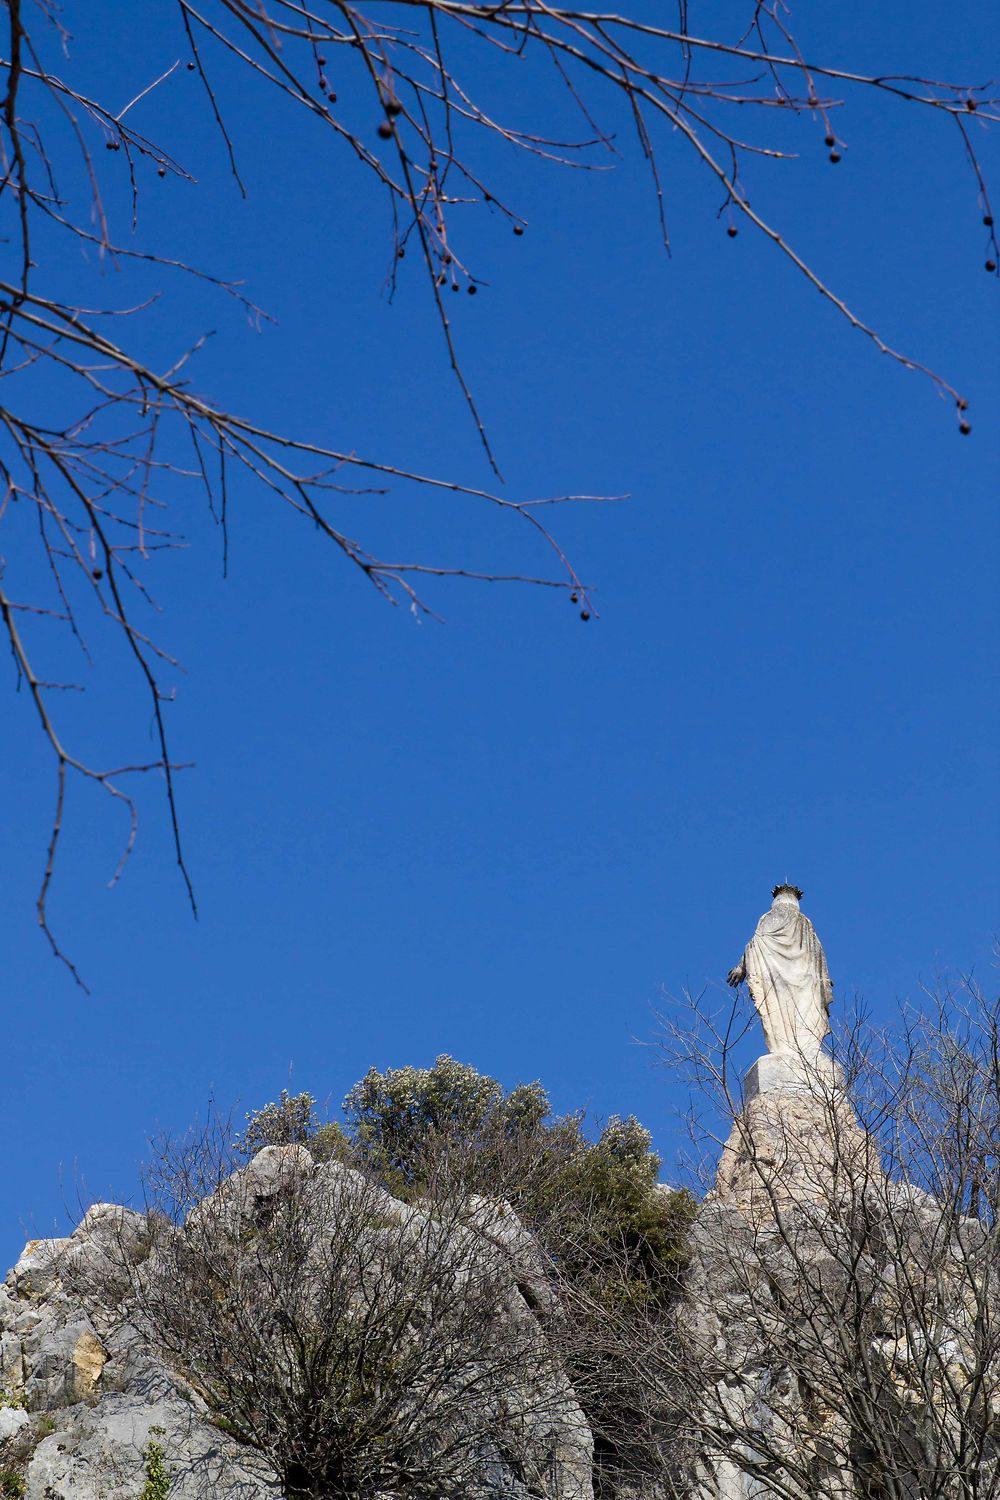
top-left (0, 1406), bottom-right (29, 1444)
top-left (23, 1390), bottom-right (281, 1500)
top-left (23, 1316), bottom-right (106, 1410)
top-left (6, 1237), bottom-right (72, 1300)
top-left (0, 1152), bottom-right (594, 1500)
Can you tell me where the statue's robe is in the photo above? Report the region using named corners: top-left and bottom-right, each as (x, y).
top-left (740, 901), bottom-right (833, 1057)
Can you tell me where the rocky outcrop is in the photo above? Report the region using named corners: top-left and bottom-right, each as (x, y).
top-left (0, 1203), bottom-right (282, 1499)
top-left (684, 1077), bottom-right (999, 1500)
top-left (0, 1153), bottom-right (593, 1500)
top-left (708, 1078), bottom-right (875, 1222)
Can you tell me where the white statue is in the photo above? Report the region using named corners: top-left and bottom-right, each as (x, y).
top-left (728, 885), bottom-right (833, 1059)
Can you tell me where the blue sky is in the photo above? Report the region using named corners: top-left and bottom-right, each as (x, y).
top-left (1, 2), bottom-right (997, 1268)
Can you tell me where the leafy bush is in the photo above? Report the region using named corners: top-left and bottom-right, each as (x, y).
top-left (237, 1090), bottom-right (349, 1164)
top-left (244, 1057), bottom-right (693, 1292)
top-left (140, 1429), bottom-right (171, 1500)
top-left (343, 1055), bottom-right (550, 1196)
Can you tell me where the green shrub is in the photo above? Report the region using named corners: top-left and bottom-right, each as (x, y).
top-left (140, 1429), bottom-right (171, 1500)
top-left (245, 1057), bottom-right (694, 1295)
top-left (342, 1057), bottom-right (695, 1293)
top-left (343, 1055), bottom-right (550, 1197)
top-left (0, 1471), bottom-right (26, 1499)
top-left (238, 1090), bottom-right (350, 1163)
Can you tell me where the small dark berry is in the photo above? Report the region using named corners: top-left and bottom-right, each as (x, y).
top-left (186, 60), bottom-right (195, 70)
top-left (397, 247), bottom-right (405, 259)
top-left (328, 91), bottom-right (337, 103)
top-left (484, 192), bottom-right (492, 203)
top-left (580, 610), bottom-right (590, 621)
top-left (318, 75), bottom-right (328, 90)
top-left (513, 224), bottom-right (524, 236)
top-left (377, 121), bottom-right (393, 139)
top-left (829, 150), bottom-right (841, 163)
top-left (959, 420), bottom-right (972, 435)
top-left (966, 99), bottom-right (977, 111)
top-left (984, 215), bottom-right (994, 227)
top-left (727, 225), bottom-right (738, 238)
top-left (386, 99), bottom-right (402, 117)
top-left (570, 592), bottom-right (579, 604)
top-left (451, 282), bottom-right (459, 292)
top-left (317, 55), bottom-right (327, 65)
top-left (92, 568), bottom-right (103, 580)
top-left (157, 165), bottom-right (166, 178)
top-left (824, 134), bottom-right (836, 147)
top-left (957, 397), bottom-right (969, 410)
top-left (987, 260), bottom-right (998, 273)
top-left (467, 284), bottom-right (477, 295)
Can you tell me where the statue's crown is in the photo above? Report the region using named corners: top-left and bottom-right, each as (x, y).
top-left (771, 883), bottom-right (804, 900)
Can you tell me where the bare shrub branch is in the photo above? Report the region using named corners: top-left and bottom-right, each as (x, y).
top-left (1, 2), bottom-right (995, 976)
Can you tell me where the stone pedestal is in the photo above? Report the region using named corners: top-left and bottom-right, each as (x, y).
top-left (743, 1049), bottom-right (844, 1103)
top-left (711, 1053), bottom-right (866, 1219)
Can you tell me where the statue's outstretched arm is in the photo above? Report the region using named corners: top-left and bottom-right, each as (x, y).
top-left (727, 955), bottom-right (747, 987)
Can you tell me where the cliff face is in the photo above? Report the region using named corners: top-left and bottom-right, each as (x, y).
top-left (0, 1148), bottom-right (594, 1500)
top-left (0, 1200), bottom-right (283, 1499)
